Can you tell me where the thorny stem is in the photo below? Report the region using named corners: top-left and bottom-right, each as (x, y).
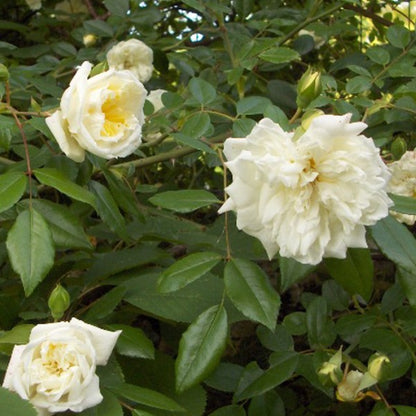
top-left (7, 80), bottom-right (33, 203)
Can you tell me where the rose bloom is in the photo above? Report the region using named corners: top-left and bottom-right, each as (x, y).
top-left (387, 150), bottom-right (416, 225)
top-left (107, 39), bottom-right (154, 83)
top-left (219, 114), bottom-right (392, 265)
top-left (46, 61), bottom-right (147, 162)
top-left (2, 318), bottom-right (121, 415)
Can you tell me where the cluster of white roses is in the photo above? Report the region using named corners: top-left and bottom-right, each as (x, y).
top-left (2, 318), bottom-right (121, 415)
top-left (46, 39), bottom-right (164, 163)
top-left (219, 114), bottom-right (393, 265)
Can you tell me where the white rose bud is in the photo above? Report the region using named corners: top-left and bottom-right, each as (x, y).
top-left (83, 33), bottom-right (97, 47)
top-left (107, 39), bottom-right (154, 83)
top-left (45, 61), bottom-right (147, 162)
top-left (219, 114), bottom-right (392, 265)
top-left (2, 318), bottom-right (121, 415)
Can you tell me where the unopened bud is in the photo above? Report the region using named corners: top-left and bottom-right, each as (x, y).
top-left (391, 137), bottom-right (407, 160)
top-left (367, 353), bottom-right (391, 381)
top-left (48, 284), bottom-right (70, 320)
top-left (296, 67), bottom-right (322, 109)
top-left (0, 64), bottom-right (9, 82)
top-left (318, 348), bottom-right (343, 386)
top-left (83, 34), bottom-right (97, 48)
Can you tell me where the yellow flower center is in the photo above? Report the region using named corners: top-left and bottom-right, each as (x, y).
top-left (101, 95), bottom-right (127, 137)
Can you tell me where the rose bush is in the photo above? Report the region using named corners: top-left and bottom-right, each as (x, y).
top-left (2, 318), bottom-right (121, 415)
top-left (106, 39), bottom-right (154, 83)
top-left (219, 114), bottom-right (392, 265)
top-left (45, 61), bottom-right (147, 162)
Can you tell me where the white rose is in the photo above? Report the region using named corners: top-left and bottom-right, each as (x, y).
top-left (45, 61), bottom-right (147, 162)
top-left (146, 89), bottom-right (167, 113)
top-left (387, 150), bottom-right (416, 225)
top-left (219, 114), bottom-right (392, 265)
top-left (107, 39), bottom-right (154, 83)
top-left (2, 318), bottom-right (121, 415)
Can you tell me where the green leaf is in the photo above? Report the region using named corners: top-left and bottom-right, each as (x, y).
top-left (204, 363), bottom-right (244, 392)
top-left (366, 46), bottom-right (390, 65)
top-left (397, 267), bottom-right (416, 307)
top-left (0, 387), bottom-right (37, 416)
top-left (24, 199), bottom-right (92, 250)
top-left (181, 112), bottom-right (211, 138)
top-left (111, 383), bottom-right (185, 412)
top-left (83, 19), bottom-right (114, 37)
top-left (236, 96), bottom-right (272, 115)
top-left (78, 389), bottom-right (123, 416)
top-left (84, 286), bottom-right (126, 321)
top-left (387, 25), bottom-right (410, 49)
top-left (0, 171), bottom-right (27, 213)
top-left (259, 47), bottom-right (300, 64)
top-left (279, 257), bottom-right (315, 292)
top-left (346, 76), bottom-right (372, 94)
top-left (108, 324), bottom-right (155, 359)
top-left (256, 325), bottom-right (293, 352)
top-left (123, 273), bottom-right (225, 323)
top-left (158, 252), bottom-right (222, 293)
top-left (248, 390), bottom-right (285, 416)
top-left (395, 406), bottom-right (416, 416)
top-left (235, 352), bottom-right (298, 400)
top-left (389, 193), bottom-right (416, 214)
top-left (149, 190), bottom-right (219, 213)
top-left (132, 410), bottom-right (156, 416)
top-left (33, 168), bottom-right (96, 208)
top-left (306, 297), bottom-right (336, 348)
top-left (6, 208), bottom-right (55, 296)
top-left (89, 180), bottom-right (128, 240)
top-left (175, 304), bottom-right (228, 393)
top-left (0, 324), bottom-right (33, 344)
top-left (232, 118), bottom-right (256, 137)
top-left (324, 248), bottom-right (373, 301)
top-left (172, 133), bottom-right (216, 154)
top-left (370, 215), bottom-right (416, 274)
top-left (103, 0), bottom-right (129, 16)
top-left (189, 78), bottom-right (217, 105)
top-left (224, 258), bottom-right (280, 330)
top-left (282, 312), bottom-right (307, 335)
top-left (209, 405), bottom-right (245, 416)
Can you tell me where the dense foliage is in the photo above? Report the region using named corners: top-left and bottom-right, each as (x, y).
top-left (2, 0), bottom-right (416, 415)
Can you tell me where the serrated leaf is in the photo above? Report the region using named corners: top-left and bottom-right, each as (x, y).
top-left (259, 47), bottom-right (299, 64)
top-left (78, 389), bottom-right (123, 416)
top-left (84, 286), bottom-right (126, 321)
top-left (175, 304), bottom-right (228, 393)
top-left (224, 259), bottom-right (280, 331)
top-left (181, 112), bottom-right (211, 138)
top-left (172, 133), bottom-right (216, 154)
top-left (189, 78), bottom-right (216, 105)
top-left (158, 252), bottom-right (222, 293)
top-left (324, 248), bottom-right (373, 301)
top-left (83, 19), bottom-right (114, 37)
top-left (89, 180), bottom-right (128, 240)
top-left (103, 0), bottom-right (129, 16)
top-left (232, 118), bottom-right (256, 137)
top-left (109, 324), bottom-right (155, 359)
top-left (387, 25), bottom-right (410, 49)
top-left (346, 76), bottom-right (372, 94)
top-left (248, 390), bottom-right (285, 416)
top-left (23, 199), bottom-right (92, 250)
top-left (124, 273), bottom-right (224, 323)
top-left (235, 352), bottom-right (298, 400)
top-left (111, 383), bottom-right (185, 412)
top-left (33, 168), bottom-right (96, 208)
top-left (0, 387), bottom-right (37, 416)
top-left (306, 297), bottom-right (336, 348)
top-left (236, 96), bottom-right (272, 115)
top-left (209, 405), bottom-right (245, 416)
top-left (370, 215), bottom-right (416, 274)
top-left (149, 190), bottom-right (220, 213)
top-left (395, 405), bottom-right (416, 416)
top-left (0, 171), bottom-right (27, 213)
top-left (6, 208), bottom-right (54, 296)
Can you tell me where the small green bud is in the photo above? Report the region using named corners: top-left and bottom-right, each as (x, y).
top-left (391, 137), bottom-right (407, 160)
top-left (83, 33), bottom-right (97, 48)
top-left (367, 353), bottom-right (391, 381)
top-left (296, 67), bottom-right (322, 109)
top-left (0, 64), bottom-right (9, 82)
top-left (318, 348), bottom-right (343, 386)
top-left (48, 284), bottom-right (71, 320)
